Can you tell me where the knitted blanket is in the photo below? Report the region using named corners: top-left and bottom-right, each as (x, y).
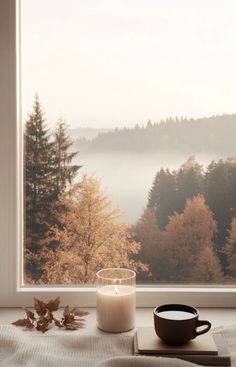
top-left (0, 325), bottom-right (235, 367)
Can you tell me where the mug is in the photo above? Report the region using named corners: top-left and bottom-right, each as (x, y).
top-left (153, 304), bottom-right (211, 345)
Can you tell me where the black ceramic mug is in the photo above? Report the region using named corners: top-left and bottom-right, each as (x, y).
top-left (153, 304), bottom-right (211, 345)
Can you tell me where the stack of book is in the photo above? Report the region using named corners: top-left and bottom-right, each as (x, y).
top-left (134, 327), bottom-right (231, 366)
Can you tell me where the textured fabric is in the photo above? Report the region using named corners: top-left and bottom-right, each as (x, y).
top-left (0, 325), bottom-right (235, 367)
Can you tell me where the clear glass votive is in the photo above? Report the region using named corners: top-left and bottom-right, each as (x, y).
top-left (96, 268), bottom-right (136, 332)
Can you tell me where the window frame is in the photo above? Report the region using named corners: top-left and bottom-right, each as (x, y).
top-left (0, 0), bottom-right (235, 307)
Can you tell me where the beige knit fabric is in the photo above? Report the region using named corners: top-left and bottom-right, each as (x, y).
top-left (0, 325), bottom-right (235, 367)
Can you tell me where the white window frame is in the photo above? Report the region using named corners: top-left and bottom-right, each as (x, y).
top-left (0, 0), bottom-right (235, 308)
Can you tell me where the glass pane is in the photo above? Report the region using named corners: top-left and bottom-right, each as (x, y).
top-left (22, 0), bottom-right (236, 285)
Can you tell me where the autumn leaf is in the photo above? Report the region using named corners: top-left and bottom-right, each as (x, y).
top-left (36, 318), bottom-right (49, 333)
top-left (46, 297), bottom-right (60, 312)
top-left (63, 305), bottom-right (71, 317)
top-left (63, 307), bottom-right (75, 325)
top-left (63, 319), bottom-right (85, 330)
top-left (46, 310), bottom-right (53, 323)
top-left (12, 318), bottom-right (34, 329)
top-left (62, 305), bottom-right (87, 330)
top-left (34, 298), bottom-right (47, 317)
top-left (64, 323), bottom-right (79, 330)
top-left (12, 297), bottom-right (89, 333)
top-left (23, 307), bottom-right (36, 321)
top-left (71, 307), bottom-right (89, 317)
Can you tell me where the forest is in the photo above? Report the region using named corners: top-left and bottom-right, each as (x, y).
top-left (133, 156), bottom-right (236, 283)
top-left (25, 96), bottom-right (236, 284)
top-left (24, 96), bottom-right (147, 284)
top-left (73, 114), bottom-right (236, 157)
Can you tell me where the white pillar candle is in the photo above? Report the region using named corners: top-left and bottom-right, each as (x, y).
top-left (96, 268), bottom-right (136, 333)
top-left (97, 284), bottom-right (135, 332)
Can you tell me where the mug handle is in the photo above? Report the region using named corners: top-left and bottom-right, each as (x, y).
top-left (195, 320), bottom-right (211, 336)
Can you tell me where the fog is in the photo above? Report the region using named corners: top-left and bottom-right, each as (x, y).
top-left (75, 152), bottom-right (223, 224)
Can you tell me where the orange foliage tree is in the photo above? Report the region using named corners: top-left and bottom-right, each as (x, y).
top-left (160, 195), bottom-right (221, 282)
top-left (42, 175), bottom-right (148, 284)
top-left (191, 246), bottom-right (224, 282)
top-left (133, 208), bottom-right (161, 280)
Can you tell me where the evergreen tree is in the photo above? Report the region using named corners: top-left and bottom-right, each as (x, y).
top-left (25, 97), bottom-right (81, 282)
top-left (148, 157), bottom-right (204, 230)
top-left (148, 169), bottom-right (177, 229)
top-left (25, 95), bottom-right (54, 278)
top-left (52, 120), bottom-right (81, 199)
top-left (204, 158), bottom-right (236, 266)
top-left (175, 156), bottom-right (203, 213)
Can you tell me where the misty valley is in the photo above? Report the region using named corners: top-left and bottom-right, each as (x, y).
top-left (76, 151), bottom-right (221, 224)
top-left (24, 100), bottom-right (236, 285)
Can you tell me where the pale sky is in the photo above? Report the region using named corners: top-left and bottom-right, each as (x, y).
top-left (21, 0), bottom-right (236, 128)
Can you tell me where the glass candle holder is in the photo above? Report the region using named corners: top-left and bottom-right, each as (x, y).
top-left (96, 268), bottom-right (136, 332)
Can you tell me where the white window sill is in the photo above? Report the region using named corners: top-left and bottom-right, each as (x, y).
top-left (0, 308), bottom-right (235, 335)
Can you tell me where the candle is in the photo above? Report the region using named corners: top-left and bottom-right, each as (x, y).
top-left (96, 268), bottom-right (136, 332)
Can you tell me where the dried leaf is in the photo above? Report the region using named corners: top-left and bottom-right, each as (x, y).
top-left (64, 323), bottom-right (79, 330)
top-left (36, 318), bottom-right (49, 333)
top-left (71, 307), bottom-right (89, 317)
top-left (62, 307), bottom-right (74, 323)
top-left (23, 307), bottom-right (36, 321)
top-left (12, 297), bottom-right (88, 333)
top-left (63, 307), bottom-right (75, 325)
top-left (63, 314), bottom-right (75, 325)
top-left (63, 305), bottom-right (71, 317)
top-left (34, 298), bottom-right (47, 317)
top-left (12, 318), bottom-right (34, 329)
top-left (63, 319), bottom-right (84, 330)
top-left (46, 297), bottom-right (60, 312)
top-left (45, 310), bottom-right (53, 323)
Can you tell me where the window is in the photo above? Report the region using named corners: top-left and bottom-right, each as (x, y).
top-left (0, 1), bottom-right (234, 306)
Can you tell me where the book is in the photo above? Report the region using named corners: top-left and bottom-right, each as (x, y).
top-left (136, 327), bottom-right (218, 355)
top-left (134, 327), bottom-right (231, 366)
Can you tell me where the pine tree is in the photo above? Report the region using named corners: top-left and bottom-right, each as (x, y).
top-left (204, 158), bottom-right (236, 263)
top-left (148, 169), bottom-right (177, 229)
top-left (25, 95), bottom-right (54, 279)
top-left (148, 157), bottom-right (204, 231)
top-left (176, 156), bottom-right (203, 213)
top-left (52, 120), bottom-right (81, 199)
top-left (25, 97), bottom-right (81, 282)
top-left (25, 95), bottom-right (53, 250)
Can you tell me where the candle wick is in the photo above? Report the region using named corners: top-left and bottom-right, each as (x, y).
top-left (114, 286), bottom-right (118, 294)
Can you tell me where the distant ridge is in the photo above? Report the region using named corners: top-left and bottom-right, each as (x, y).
top-left (72, 114), bottom-right (236, 156)
top-left (70, 127), bottom-right (113, 141)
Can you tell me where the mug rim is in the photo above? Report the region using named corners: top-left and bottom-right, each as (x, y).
top-left (153, 304), bottom-right (199, 319)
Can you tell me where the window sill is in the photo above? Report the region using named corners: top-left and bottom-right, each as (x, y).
top-left (0, 308), bottom-right (235, 335)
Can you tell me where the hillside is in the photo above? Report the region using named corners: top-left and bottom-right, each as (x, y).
top-left (72, 114), bottom-right (236, 156)
top-left (70, 127), bottom-right (113, 141)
